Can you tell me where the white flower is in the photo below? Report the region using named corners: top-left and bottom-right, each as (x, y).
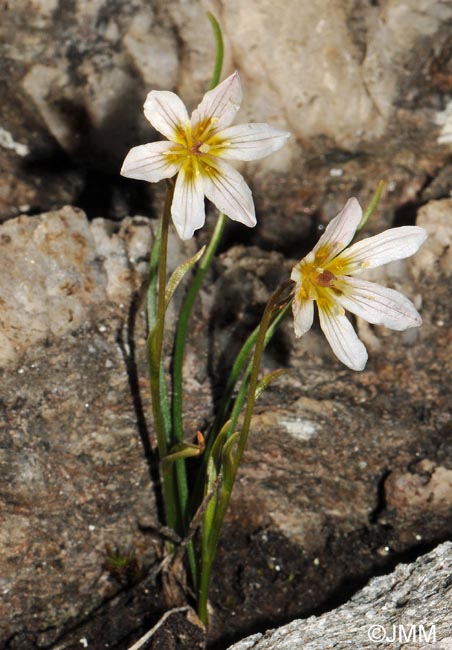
top-left (291, 198), bottom-right (428, 371)
top-left (121, 72), bottom-right (290, 240)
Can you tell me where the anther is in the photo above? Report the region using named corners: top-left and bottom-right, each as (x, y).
top-left (316, 270), bottom-right (336, 287)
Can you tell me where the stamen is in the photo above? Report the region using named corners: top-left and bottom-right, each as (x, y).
top-left (316, 270), bottom-right (336, 287)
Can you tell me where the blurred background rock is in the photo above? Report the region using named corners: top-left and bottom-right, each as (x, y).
top-left (1, 2), bottom-right (452, 648)
top-left (2, 0), bottom-right (452, 244)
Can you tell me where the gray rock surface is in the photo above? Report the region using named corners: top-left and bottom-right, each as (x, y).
top-left (2, 0), bottom-right (452, 235)
top-left (0, 206), bottom-right (212, 647)
top-left (0, 205), bottom-right (200, 366)
top-left (203, 198), bottom-right (452, 644)
top-left (2, 2), bottom-right (452, 645)
top-left (226, 541), bottom-right (452, 650)
top-left (1, 197), bottom-right (451, 648)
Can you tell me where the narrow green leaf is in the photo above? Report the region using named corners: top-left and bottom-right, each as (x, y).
top-left (206, 453), bottom-right (218, 490)
top-left (147, 220), bottom-right (162, 332)
top-left (221, 432), bottom-right (239, 490)
top-left (162, 432), bottom-right (205, 464)
top-left (255, 368), bottom-right (285, 401)
top-left (206, 12), bottom-right (224, 90)
top-left (210, 301), bottom-right (292, 444)
top-left (210, 419), bottom-right (232, 468)
top-left (165, 246), bottom-right (206, 311)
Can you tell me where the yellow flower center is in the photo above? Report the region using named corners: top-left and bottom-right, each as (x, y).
top-left (295, 244), bottom-right (350, 311)
top-left (164, 118), bottom-right (227, 181)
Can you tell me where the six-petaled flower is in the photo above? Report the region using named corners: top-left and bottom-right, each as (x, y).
top-left (291, 198), bottom-right (427, 371)
top-left (121, 72), bottom-right (290, 240)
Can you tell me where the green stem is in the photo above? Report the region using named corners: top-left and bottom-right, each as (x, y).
top-left (357, 180), bottom-right (385, 232)
top-left (233, 287), bottom-right (290, 471)
top-left (172, 215), bottom-right (227, 447)
top-left (197, 284), bottom-right (292, 624)
top-left (172, 215), bottom-right (227, 588)
top-left (211, 301), bottom-right (291, 445)
top-left (173, 222), bottom-right (227, 590)
top-left (148, 181), bottom-right (179, 532)
top-left (192, 301), bottom-right (291, 546)
top-left (147, 221), bottom-right (172, 445)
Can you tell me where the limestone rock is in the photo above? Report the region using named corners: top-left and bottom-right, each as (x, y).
top-left (2, 0), bottom-right (452, 233)
top-left (0, 207), bottom-right (126, 365)
top-left (205, 200), bottom-right (452, 644)
top-left (413, 198), bottom-right (452, 277)
top-left (0, 194), bottom-right (450, 646)
top-left (227, 542), bottom-right (452, 650)
top-left (0, 206), bottom-right (211, 647)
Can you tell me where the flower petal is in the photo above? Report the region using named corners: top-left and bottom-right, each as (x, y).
top-left (292, 295), bottom-right (314, 338)
top-left (143, 90), bottom-right (189, 142)
top-left (338, 226), bottom-right (428, 274)
top-left (171, 163), bottom-right (206, 240)
top-left (318, 303), bottom-right (368, 371)
top-left (334, 277), bottom-right (422, 331)
top-left (120, 142), bottom-right (181, 182)
top-left (311, 198), bottom-right (363, 265)
top-left (191, 72), bottom-right (242, 135)
top-left (213, 123), bottom-right (291, 161)
top-left (203, 159), bottom-right (256, 227)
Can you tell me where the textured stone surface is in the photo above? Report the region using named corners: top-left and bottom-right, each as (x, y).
top-left (226, 542), bottom-right (452, 650)
top-left (1, 198), bottom-right (451, 648)
top-left (204, 198), bottom-right (452, 644)
top-left (0, 207), bottom-right (211, 647)
top-left (0, 205), bottom-right (200, 366)
top-left (2, 0), bottom-right (452, 231)
top-left (2, 2), bottom-right (452, 635)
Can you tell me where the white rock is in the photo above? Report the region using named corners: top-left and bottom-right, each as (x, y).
top-left (0, 207), bottom-right (159, 367)
top-left (414, 199), bottom-right (452, 278)
top-left (227, 543), bottom-right (452, 650)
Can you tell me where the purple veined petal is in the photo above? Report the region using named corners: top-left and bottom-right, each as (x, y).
top-left (120, 142), bottom-right (181, 182)
top-left (337, 226), bottom-right (428, 274)
top-left (334, 276), bottom-right (422, 331)
top-left (310, 198), bottom-right (363, 266)
top-left (292, 294), bottom-right (315, 338)
top-left (202, 158), bottom-right (256, 227)
top-left (191, 72), bottom-right (243, 136)
top-left (171, 163), bottom-right (206, 240)
top-left (318, 303), bottom-right (368, 371)
top-left (213, 123), bottom-right (291, 161)
top-left (143, 90), bottom-right (190, 142)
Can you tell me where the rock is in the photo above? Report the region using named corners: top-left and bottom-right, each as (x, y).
top-left (226, 542), bottom-right (452, 650)
top-left (0, 9), bottom-right (451, 621)
top-left (0, 206), bottom-right (124, 365)
top-left (0, 88), bottom-right (84, 220)
top-left (385, 460), bottom-right (452, 512)
top-left (0, 312), bottom-right (162, 647)
top-left (205, 200), bottom-right (452, 644)
top-left (123, 12), bottom-right (179, 91)
top-left (0, 206), bottom-right (212, 647)
top-left (2, 0), bottom-right (452, 232)
top-left (0, 205), bottom-right (203, 366)
top-left (413, 198), bottom-right (452, 277)
top-left (0, 192), bottom-right (451, 649)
